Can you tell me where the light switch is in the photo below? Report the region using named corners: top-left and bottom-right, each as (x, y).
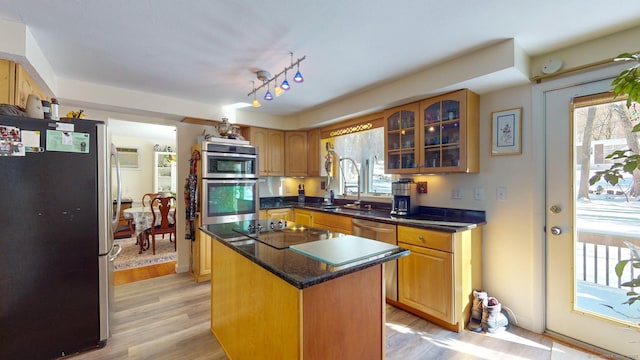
top-left (451, 187), bottom-right (463, 199)
top-left (474, 187), bottom-right (484, 201)
top-left (496, 186), bottom-right (507, 201)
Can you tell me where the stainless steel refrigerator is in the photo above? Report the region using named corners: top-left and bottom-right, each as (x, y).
top-left (0, 114), bottom-right (121, 359)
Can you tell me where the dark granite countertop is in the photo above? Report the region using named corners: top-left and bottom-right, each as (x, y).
top-left (260, 197), bottom-right (486, 233)
top-left (200, 221), bottom-right (409, 289)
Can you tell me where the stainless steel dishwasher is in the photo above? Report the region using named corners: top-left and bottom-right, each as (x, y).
top-left (352, 218), bottom-right (398, 301)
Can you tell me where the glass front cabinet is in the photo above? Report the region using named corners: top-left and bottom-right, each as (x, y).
top-left (384, 102), bottom-right (419, 173)
top-left (385, 89), bottom-right (479, 174)
top-left (154, 151), bottom-right (177, 193)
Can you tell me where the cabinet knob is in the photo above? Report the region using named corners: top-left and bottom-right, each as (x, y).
top-left (418, 236), bottom-right (424, 241)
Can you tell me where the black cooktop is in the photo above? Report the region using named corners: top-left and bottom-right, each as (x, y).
top-left (233, 219), bottom-right (330, 249)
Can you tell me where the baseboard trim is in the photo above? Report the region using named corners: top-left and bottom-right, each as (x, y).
top-left (175, 263), bottom-right (189, 273)
top-left (544, 330), bottom-right (629, 359)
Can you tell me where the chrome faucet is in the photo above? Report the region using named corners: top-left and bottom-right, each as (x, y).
top-left (338, 157), bottom-right (361, 206)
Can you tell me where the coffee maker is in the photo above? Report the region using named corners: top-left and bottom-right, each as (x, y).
top-left (390, 180), bottom-right (418, 216)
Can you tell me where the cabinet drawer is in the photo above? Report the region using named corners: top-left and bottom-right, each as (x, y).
top-left (313, 212), bottom-right (352, 234)
top-left (397, 225), bottom-right (452, 252)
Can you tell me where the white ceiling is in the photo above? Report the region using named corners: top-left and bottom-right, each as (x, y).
top-left (1, 1), bottom-right (639, 119)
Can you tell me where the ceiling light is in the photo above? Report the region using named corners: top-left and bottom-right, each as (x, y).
top-left (264, 83), bottom-right (273, 101)
top-left (247, 51), bottom-right (306, 105)
top-left (274, 75), bottom-right (283, 97)
top-left (281, 70), bottom-right (291, 91)
top-left (293, 63), bottom-right (304, 83)
top-left (251, 81), bottom-right (261, 108)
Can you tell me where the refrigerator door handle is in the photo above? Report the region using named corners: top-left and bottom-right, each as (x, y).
top-left (99, 241), bottom-right (122, 259)
top-left (108, 243), bottom-right (122, 261)
top-left (111, 143), bottom-right (122, 231)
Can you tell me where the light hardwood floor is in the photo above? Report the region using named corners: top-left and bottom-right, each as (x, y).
top-left (113, 261), bottom-right (176, 285)
top-left (71, 271), bottom-right (603, 359)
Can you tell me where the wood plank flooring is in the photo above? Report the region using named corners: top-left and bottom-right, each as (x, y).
top-left (113, 261), bottom-right (176, 285)
top-left (69, 271), bottom-right (602, 359)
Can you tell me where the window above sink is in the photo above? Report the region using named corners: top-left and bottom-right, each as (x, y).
top-left (325, 127), bottom-right (392, 197)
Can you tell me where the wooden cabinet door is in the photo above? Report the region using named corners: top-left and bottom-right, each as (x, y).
top-left (418, 89), bottom-right (479, 173)
top-left (398, 242), bottom-right (453, 323)
top-left (285, 131), bottom-right (308, 176)
top-left (268, 130), bottom-right (285, 176)
top-left (0, 59), bottom-right (14, 105)
top-left (267, 208), bottom-right (292, 221)
top-left (191, 229), bottom-right (212, 282)
top-left (249, 127), bottom-right (269, 176)
top-left (14, 64), bottom-right (47, 109)
top-left (307, 129), bottom-right (321, 176)
top-left (384, 102), bottom-right (419, 174)
top-left (294, 209), bottom-right (314, 226)
top-left (312, 211), bottom-right (352, 234)
top-left (201, 231), bottom-right (212, 277)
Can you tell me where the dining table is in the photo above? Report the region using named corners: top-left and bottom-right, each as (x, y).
top-left (123, 206), bottom-right (176, 254)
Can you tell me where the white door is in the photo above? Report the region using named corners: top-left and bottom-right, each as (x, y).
top-left (545, 73), bottom-right (640, 357)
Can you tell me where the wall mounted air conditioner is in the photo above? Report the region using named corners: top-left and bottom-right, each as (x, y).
top-left (115, 147), bottom-right (140, 168)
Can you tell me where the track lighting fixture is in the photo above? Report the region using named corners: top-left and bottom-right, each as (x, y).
top-left (247, 51), bottom-right (306, 104)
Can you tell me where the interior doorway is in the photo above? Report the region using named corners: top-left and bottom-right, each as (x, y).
top-left (108, 119), bottom-right (178, 282)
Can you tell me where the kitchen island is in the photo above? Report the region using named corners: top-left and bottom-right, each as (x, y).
top-left (201, 221), bottom-right (409, 359)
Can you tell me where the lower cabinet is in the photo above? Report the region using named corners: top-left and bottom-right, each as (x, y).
top-left (293, 209), bottom-right (352, 234)
top-left (190, 229), bottom-right (212, 282)
top-left (294, 209), bottom-right (314, 226)
top-left (398, 242), bottom-right (453, 322)
top-left (264, 208), bottom-right (292, 221)
top-left (397, 225), bottom-right (482, 332)
top-left (309, 211), bottom-right (352, 234)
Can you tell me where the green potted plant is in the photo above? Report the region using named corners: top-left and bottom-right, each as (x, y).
top-left (589, 52), bottom-right (640, 307)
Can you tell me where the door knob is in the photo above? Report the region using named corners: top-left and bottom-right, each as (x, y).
top-left (551, 226), bottom-right (562, 235)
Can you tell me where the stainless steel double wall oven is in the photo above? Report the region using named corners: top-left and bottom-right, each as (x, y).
top-left (200, 141), bottom-right (259, 225)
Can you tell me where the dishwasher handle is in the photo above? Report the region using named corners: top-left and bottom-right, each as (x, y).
top-left (352, 219), bottom-right (396, 232)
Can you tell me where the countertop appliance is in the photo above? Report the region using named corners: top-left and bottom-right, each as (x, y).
top-left (390, 180), bottom-right (418, 216)
top-left (0, 115), bottom-right (121, 359)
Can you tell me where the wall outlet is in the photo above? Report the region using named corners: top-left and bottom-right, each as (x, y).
top-left (451, 187), bottom-right (463, 199)
top-left (473, 187), bottom-right (484, 201)
top-left (496, 186), bottom-right (507, 201)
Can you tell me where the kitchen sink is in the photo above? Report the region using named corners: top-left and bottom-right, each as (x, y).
top-left (321, 205), bottom-right (341, 210)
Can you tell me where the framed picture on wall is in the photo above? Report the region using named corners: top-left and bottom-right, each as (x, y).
top-left (490, 107), bottom-right (522, 156)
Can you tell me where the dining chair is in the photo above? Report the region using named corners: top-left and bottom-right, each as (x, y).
top-left (147, 196), bottom-right (177, 255)
top-left (141, 192), bottom-right (161, 207)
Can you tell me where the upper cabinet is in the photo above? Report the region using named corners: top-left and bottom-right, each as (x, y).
top-left (0, 59), bottom-right (48, 108)
top-left (306, 128), bottom-right (321, 177)
top-left (384, 102), bottom-right (420, 173)
top-left (248, 127), bottom-right (285, 176)
top-left (285, 131), bottom-right (308, 177)
top-left (385, 89), bottom-right (479, 174)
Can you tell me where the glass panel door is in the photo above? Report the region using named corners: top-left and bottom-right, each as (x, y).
top-left (545, 77), bottom-right (640, 358)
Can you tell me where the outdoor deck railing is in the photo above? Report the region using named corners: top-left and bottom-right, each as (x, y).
top-left (577, 231), bottom-right (638, 288)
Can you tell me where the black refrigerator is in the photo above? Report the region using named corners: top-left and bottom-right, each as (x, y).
top-left (0, 114), bottom-right (120, 359)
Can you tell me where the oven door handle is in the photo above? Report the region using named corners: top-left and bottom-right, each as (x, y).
top-left (206, 152), bottom-right (257, 159)
top-left (202, 178), bottom-right (259, 183)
